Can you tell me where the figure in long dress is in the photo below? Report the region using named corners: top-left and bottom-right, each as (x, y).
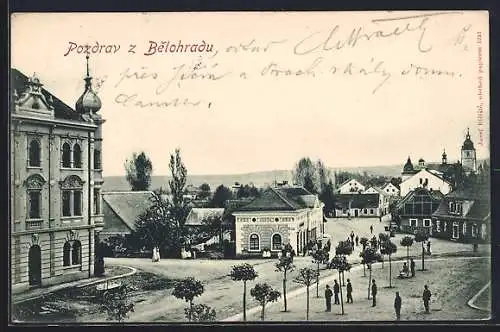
top-left (152, 246), bottom-right (160, 262)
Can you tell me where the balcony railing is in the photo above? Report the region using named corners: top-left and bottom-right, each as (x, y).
top-left (26, 219), bottom-right (43, 230)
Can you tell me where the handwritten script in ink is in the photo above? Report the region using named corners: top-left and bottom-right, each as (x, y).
top-left (77, 12), bottom-right (476, 111)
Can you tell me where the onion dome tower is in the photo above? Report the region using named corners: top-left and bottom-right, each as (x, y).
top-left (75, 55), bottom-right (102, 115)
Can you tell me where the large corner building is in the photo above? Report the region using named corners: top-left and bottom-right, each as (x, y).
top-left (10, 57), bottom-right (105, 293)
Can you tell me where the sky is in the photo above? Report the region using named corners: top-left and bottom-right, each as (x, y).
top-left (11, 11), bottom-right (490, 176)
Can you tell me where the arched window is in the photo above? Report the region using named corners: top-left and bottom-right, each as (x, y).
top-left (73, 190), bottom-right (82, 216)
top-left (28, 140), bottom-right (41, 167)
top-left (72, 241), bottom-right (81, 265)
top-left (73, 144), bottom-right (82, 168)
top-left (62, 143), bottom-right (71, 168)
top-left (63, 242), bottom-right (71, 266)
top-left (249, 234), bottom-right (260, 251)
top-left (25, 174), bottom-right (46, 219)
top-left (272, 233), bottom-right (282, 251)
top-left (94, 149), bottom-right (101, 169)
top-left (28, 191), bottom-right (41, 219)
top-left (93, 188), bottom-right (101, 215)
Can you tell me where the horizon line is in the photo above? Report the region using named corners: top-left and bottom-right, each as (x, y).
top-left (102, 156), bottom-right (490, 178)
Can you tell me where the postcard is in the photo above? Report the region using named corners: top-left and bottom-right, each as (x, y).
top-left (10, 11), bottom-right (490, 323)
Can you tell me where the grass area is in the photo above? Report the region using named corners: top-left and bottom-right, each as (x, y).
top-left (103, 265), bottom-right (134, 278)
top-left (11, 270), bottom-right (180, 323)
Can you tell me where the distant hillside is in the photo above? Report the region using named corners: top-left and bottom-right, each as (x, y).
top-left (102, 165), bottom-right (403, 192)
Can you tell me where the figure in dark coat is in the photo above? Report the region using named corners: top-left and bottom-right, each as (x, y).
top-left (333, 280), bottom-right (340, 305)
top-left (410, 258), bottom-right (416, 277)
top-left (370, 225), bottom-right (374, 234)
top-left (371, 279), bottom-right (377, 307)
top-left (355, 235), bottom-right (359, 247)
top-left (394, 292), bottom-right (402, 320)
top-left (325, 285), bottom-right (333, 312)
top-left (346, 278), bottom-right (353, 303)
top-left (423, 285), bottom-right (432, 313)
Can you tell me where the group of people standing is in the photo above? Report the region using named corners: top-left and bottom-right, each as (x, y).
top-left (325, 278), bottom-right (432, 319)
top-left (346, 231), bottom-right (359, 249)
top-left (324, 278), bottom-right (354, 311)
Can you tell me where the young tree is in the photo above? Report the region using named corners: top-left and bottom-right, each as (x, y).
top-left (211, 185), bottom-right (233, 208)
top-left (390, 201), bottom-right (401, 231)
top-left (414, 231), bottom-right (429, 271)
top-left (275, 256), bottom-right (296, 312)
top-left (378, 233), bottom-right (390, 269)
top-left (198, 183), bottom-right (211, 200)
top-left (312, 250), bottom-right (329, 297)
top-left (100, 284), bottom-right (135, 323)
top-left (328, 255), bottom-right (352, 315)
top-left (294, 267), bottom-right (319, 320)
top-left (168, 149), bottom-right (190, 257)
top-left (335, 241), bottom-right (353, 286)
top-left (250, 283), bottom-right (281, 321)
top-left (360, 247), bottom-right (381, 299)
top-left (230, 263), bottom-right (258, 322)
top-left (359, 237), bottom-right (369, 276)
top-left (400, 236), bottom-right (414, 266)
top-left (380, 241), bottom-right (397, 288)
top-left (184, 304), bottom-right (216, 322)
top-left (172, 277), bottom-right (204, 322)
top-left (124, 151), bottom-right (153, 191)
top-left (359, 237), bottom-right (369, 250)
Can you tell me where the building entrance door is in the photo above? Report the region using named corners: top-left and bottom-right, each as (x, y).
top-left (28, 245), bottom-right (42, 286)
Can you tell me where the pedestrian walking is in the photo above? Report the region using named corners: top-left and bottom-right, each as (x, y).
top-left (423, 285), bottom-right (432, 313)
top-left (394, 292), bottom-right (402, 320)
top-left (333, 280), bottom-right (340, 305)
top-left (350, 231), bottom-right (355, 243)
top-left (370, 225), bottom-right (373, 234)
top-left (410, 258), bottom-right (416, 277)
top-left (346, 278), bottom-right (353, 303)
top-left (355, 235), bottom-right (359, 247)
top-left (371, 279), bottom-right (377, 307)
top-left (427, 241), bottom-right (432, 255)
top-left (325, 285), bottom-right (333, 312)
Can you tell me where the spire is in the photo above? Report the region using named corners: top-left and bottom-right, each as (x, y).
top-left (75, 55), bottom-right (102, 114)
top-left (442, 148), bottom-right (447, 164)
top-left (84, 54), bottom-right (93, 90)
top-left (462, 127), bottom-right (475, 150)
top-left (403, 156), bottom-right (414, 173)
top-left (86, 54), bottom-right (90, 77)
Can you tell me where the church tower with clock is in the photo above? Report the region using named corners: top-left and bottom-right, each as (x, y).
top-left (461, 128), bottom-right (477, 175)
